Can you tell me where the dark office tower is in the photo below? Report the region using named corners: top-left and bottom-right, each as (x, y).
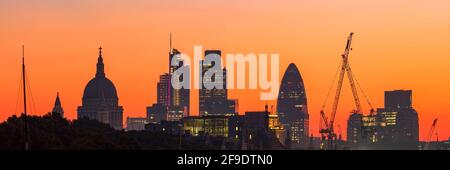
top-left (52, 92), bottom-right (64, 117)
top-left (199, 50), bottom-right (233, 116)
top-left (147, 74), bottom-right (170, 123)
top-left (77, 47), bottom-right (123, 130)
top-left (346, 90), bottom-right (419, 150)
top-left (277, 63), bottom-right (309, 149)
top-left (378, 90), bottom-right (418, 149)
top-left (157, 73), bottom-right (170, 106)
top-left (167, 35), bottom-right (190, 120)
top-left (385, 90), bottom-right (412, 109)
top-left (147, 103), bottom-right (167, 123)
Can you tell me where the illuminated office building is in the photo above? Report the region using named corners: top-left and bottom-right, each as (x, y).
top-left (277, 63), bottom-right (309, 148)
top-left (147, 36), bottom-right (190, 123)
top-left (183, 116), bottom-right (230, 137)
top-left (199, 50), bottom-right (235, 116)
top-left (347, 90), bottom-right (419, 149)
top-left (168, 47), bottom-right (190, 120)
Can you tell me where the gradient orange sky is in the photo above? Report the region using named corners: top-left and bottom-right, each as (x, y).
top-left (1, 0), bottom-right (449, 141)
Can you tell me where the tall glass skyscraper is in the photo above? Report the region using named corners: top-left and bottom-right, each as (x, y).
top-left (277, 63), bottom-right (309, 149)
top-left (167, 44), bottom-right (190, 120)
top-left (147, 35), bottom-right (190, 122)
top-left (199, 50), bottom-right (235, 116)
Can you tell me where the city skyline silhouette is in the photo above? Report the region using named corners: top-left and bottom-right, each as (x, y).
top-left (1, 0), bottom-right (449, 141)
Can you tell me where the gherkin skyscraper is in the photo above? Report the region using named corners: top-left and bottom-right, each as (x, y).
top-left (277, 63), bottom-right (309, 149)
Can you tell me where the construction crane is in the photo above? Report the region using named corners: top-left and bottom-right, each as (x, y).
top-left (424, 118), bottom-right (438, 150)
top-left (319, 32), bottom-right (374, 150)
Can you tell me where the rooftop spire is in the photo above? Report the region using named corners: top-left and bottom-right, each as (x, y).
top-left (54, 92), bottom-right (61, 106)
top-left (96, 46), bottom-right (105, 77)
top-left (52, 92), bottom-right (64, 117)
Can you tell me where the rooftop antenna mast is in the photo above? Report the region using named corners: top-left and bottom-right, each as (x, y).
top-left (22, 45), bottom-right (29, 150)
top-left (170, 33), bottom-right (173, 54)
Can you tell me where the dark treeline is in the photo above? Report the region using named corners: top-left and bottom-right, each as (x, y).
top-left (0, 113), bottom-right (219, 150)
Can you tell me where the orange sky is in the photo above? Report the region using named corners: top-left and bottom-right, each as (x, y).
top-left (1, 0), bottom-right (449, 141)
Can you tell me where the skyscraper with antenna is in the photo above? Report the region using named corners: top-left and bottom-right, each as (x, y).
top-left (167, 33), bottom-right (190, 120)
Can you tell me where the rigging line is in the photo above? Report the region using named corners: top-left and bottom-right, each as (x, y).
top-left (351, 69), bottom-right (373, 110)
top-left (25, 71), bottom-right (38, 115)
top-left (24, 70), bottom-right (33, 114)
top-left (14, 70), bottom-right (23, 115)
top-left (26, 78), bottom-right (32, 115)
top-left (321, 59), bottom-right (343, 110)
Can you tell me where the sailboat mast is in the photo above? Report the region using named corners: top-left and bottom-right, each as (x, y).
top-left (22, 45), bottom-right (29, 150)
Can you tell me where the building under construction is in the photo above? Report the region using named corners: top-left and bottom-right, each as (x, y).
top-left (318, 33), bottom-right (420, 150)
top-left (319, 32), bottom-right (376, 150)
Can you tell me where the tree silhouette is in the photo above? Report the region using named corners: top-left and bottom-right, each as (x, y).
top-left (0, 113), bottom-right (222, 150)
